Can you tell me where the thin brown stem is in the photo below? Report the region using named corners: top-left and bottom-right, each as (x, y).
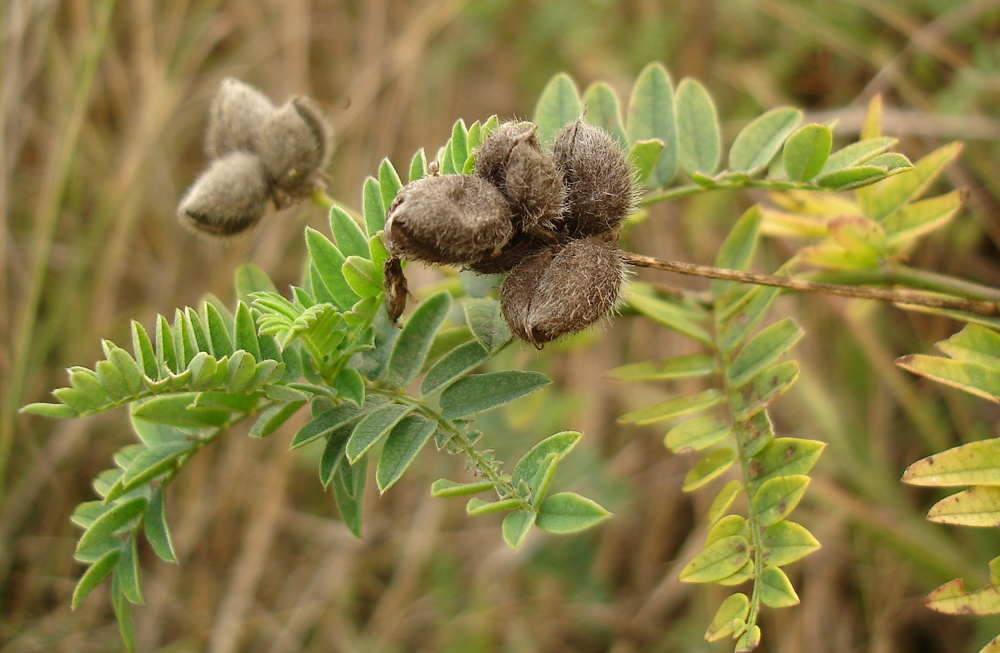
top-left (622, 252), bottom-right (1000, 316)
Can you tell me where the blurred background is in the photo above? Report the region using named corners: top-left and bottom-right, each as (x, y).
top-left (5, 0), bottom-right (1000, 650)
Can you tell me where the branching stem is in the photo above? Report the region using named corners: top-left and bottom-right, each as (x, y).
top-left (622, 252), bottom-right (1000, 316)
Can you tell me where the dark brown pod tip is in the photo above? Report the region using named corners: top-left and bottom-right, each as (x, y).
top-left (177, 151), bottom-right (270, 236)
top-left (465, 231), bottom-right (552, 275)
top-left (256, 97), bottom-right (334, 203)
top-left (500, 237), bottom-right (627, 348)
top-left (474, 121), bottom-right (565, 233)
top-left (552, 117), bottom-right (636, 239)
top-left (383, 256), bottom-right (409, 325)
top-left (205, 78), bottom-right (277, 159)
top-left (384, 174), bottom-right (515, 265)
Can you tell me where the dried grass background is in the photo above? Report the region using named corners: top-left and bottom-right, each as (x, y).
top-left (5, 0), bottom-right (1000, 651)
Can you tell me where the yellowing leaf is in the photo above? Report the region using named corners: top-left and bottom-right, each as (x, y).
top-left (927, 486), bottom-right (1000, 527)
top-left (903, 438), bottom-right (1000, 487)
top-left (925, 578), bottom-right (1000, 615)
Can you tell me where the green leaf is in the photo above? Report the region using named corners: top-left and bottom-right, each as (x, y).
top-left (346, 403), bottom-right (414, 463)
top-left (77, 496), bottom-right (148, 554)
top-left (108, 348), bottom-right (144, 397)
top-left (305, 228), bottom-right (360, 311)
top-left (751, 474), bottom-right (810, 528)
top-left (69, 369), bottom-right (109, 407)
top-left (815, 165), bottom-right (890, 191)
top-left (329, 206), bottom-right (370, 259)
top-left (819, 137), bottom-right (896, 175)
top-left (464, 298), bottom-right (512, 354)
top-left (675, 77), bottom-right (721, 176)
top-left (449, 119), bottom-right (469, 170)
top-left (117, 534), bottom-right (143, 604)
top-left (761, 520), bottom-right (820, 567)
top-left (706, 515), bottom-right (751, 546)
top-left (625, 288), bottom-right (713, 346)
top-left (233, 303), bottom-right (262, 362)
top-left (718, 284), bottom-right (783, 354)
top-left (535, 492), bottom-right (610, 534)
top-left (679, 535), bottom-right (751, 583)
top-left (938, 324), bottom-right (1000, 372)
top-left (342, 255), bottom-right (382, 298)
top-left (290, 402), bottom-right (364, 449)
top-left (333, 455), bottom-right (366, 536)
top-left (249, 401), bottom-right (305, 439)
top-left (331, 367), bottom-right (364, 406)
top-left (512, 431), bottom-right (582, 488)
top-left (627, 139), bottom-right (665, 186)
top-left (318, 422), bottom-right (354, 487)
top-left (467, 497), bottom-right (524, 516)
top-left (617, 389), bottom-right (723, 426)
top-left (714, 205), bottom-right (762, 275)
top-left (132, 394), bottom-right (230, 428)
top-left (610, 353), bottom-right (719, 382)
top-left (627, 62), bottom-right (677, 187)
top-left (925, 578), bottom-right (1000, 615)
top-left (782, 123), bottom-right (832, 182)
top-left (747, 437), bottom-right (825, 492)
top-left (708, 479), bottom-right (743, 524)
top-left (728, 107), bottom-right (802, 174)
top-left (729, 318), bottom-right (803, 387)
top-left (502, 510), bottom-right (537, 550)
top-left (683, 447), bottom-right (737, 491)
top-left (72, 547), bottom-right (121, 610)
top-left (386, 291), bottom-right (452, 387)
top-left (440, 371), bottom-right (551, 419)
top-left (235, 262), bottom-right (278, 301)
top-left (705, 593), bottom-right (750, 641)
top-left (582, 81), bottom-right (627, 148)
top-left (184, 306), bottom-right (211, 356)
top-left (665, 414), bottom-right (731, 454)
top-left (131, 321), bottom-right (158, 380)
top-left (732, 360), bottom-right (799, 421)
top-left (95, 360), bottom-right (129, 401)
top-left (363, 176), bottom-right (384, 237)
top-left (430, 479), bottom-right (495, 497)
top-left (897, 354), bottom-right (1000, 403)
top-left (376, 415), bottom-right (437, 492)
top-left (533, 72), bottom-right (582, 145)
top-left (420, 341), bottom-right (490, 397)
top-left (529, 452), bottom-right (559, 506)
top-left (736, 625), bottom-right (762, 651)
top-left (859, 142), bottom-right (962, 220)
top-left (884, 189), bottom-right (964, 247)
top-left (760, 565), bottom-right (799, 608)
top-left (185, 352), bottom-right (218, 391)
top-left (379, 158), bottom-right (403, 216)
top-left (121, 440), bottom-right (194, 490)
top-left (144, 488), bottom-right (176, 563)
top-left (111, 571), bottom-right (136, 652)
top-left (204, 302), bottom-right (234, 358)
top-left (903, 438), bottom-right (1000, 487)
top-left (20, 402), bottom-right (77, 418)
top-left (409, 148), bottom-right (427, 182)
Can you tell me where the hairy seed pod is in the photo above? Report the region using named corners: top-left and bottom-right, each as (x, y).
top-left (500, 237), bottom-right (627, 347)
top-left (384, 174), bottom-right (515, 264)
top-left (474, 121), bottom-right (565, 233)
top-left (465, 232), bottom-right (551, 274)
top-left (256, 97), bottom-right (334, 203)
top-left (552, 117), bottom-right (636, 239)
top-left (177, 151), bottom-right (270, 236)
top-left (205, 78), bottom-right (277, 159)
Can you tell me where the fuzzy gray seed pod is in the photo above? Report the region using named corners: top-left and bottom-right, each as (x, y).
top-left (256, 97), bottom-right (334, 203)
top-left (500, 237), bottom-right (626, 347)
top-left (465, 232), bottom-right (549, 274)
top-left (177, 151), bottom-right (270, 236)
top-left (552, 118), bottom-right (636, 239)
top-left (384, 174), bottom-right (515, 265)
top-left (205, 78), bottom-right (277, 159)
top-left (474, 121), bottom-right (565, 233)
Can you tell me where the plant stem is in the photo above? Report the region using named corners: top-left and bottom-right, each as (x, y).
top-left (622, 252), bottom-right (1000, 316)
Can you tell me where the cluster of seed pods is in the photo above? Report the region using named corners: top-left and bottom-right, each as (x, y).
top-left (384, 116), bottom-right (636, 347)
top-left (178, 78), bottom-right (334, 236)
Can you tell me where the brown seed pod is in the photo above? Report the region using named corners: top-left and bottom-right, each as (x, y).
top-left (465, 231), bottom-right (551, 274)
top-left (552, 117), bottom-right (636, 239)
top-left (256, 97), bottom-right (334, 203)
top-left (474, 121), bottom-right (565, 233)
top-left (384, 174), bottom-right (515, 265)
top-left (205, 78), bottom-right (277, 159)
top-left (500, 237), bottom-right (626, 347)
top-left (383, 256), bottom-right (409, 325)
top-left (177, 151), bottom-right (270, 236)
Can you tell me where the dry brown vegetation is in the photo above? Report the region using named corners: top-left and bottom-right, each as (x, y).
top-left (5, 1), bottom-right (1000, 651)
